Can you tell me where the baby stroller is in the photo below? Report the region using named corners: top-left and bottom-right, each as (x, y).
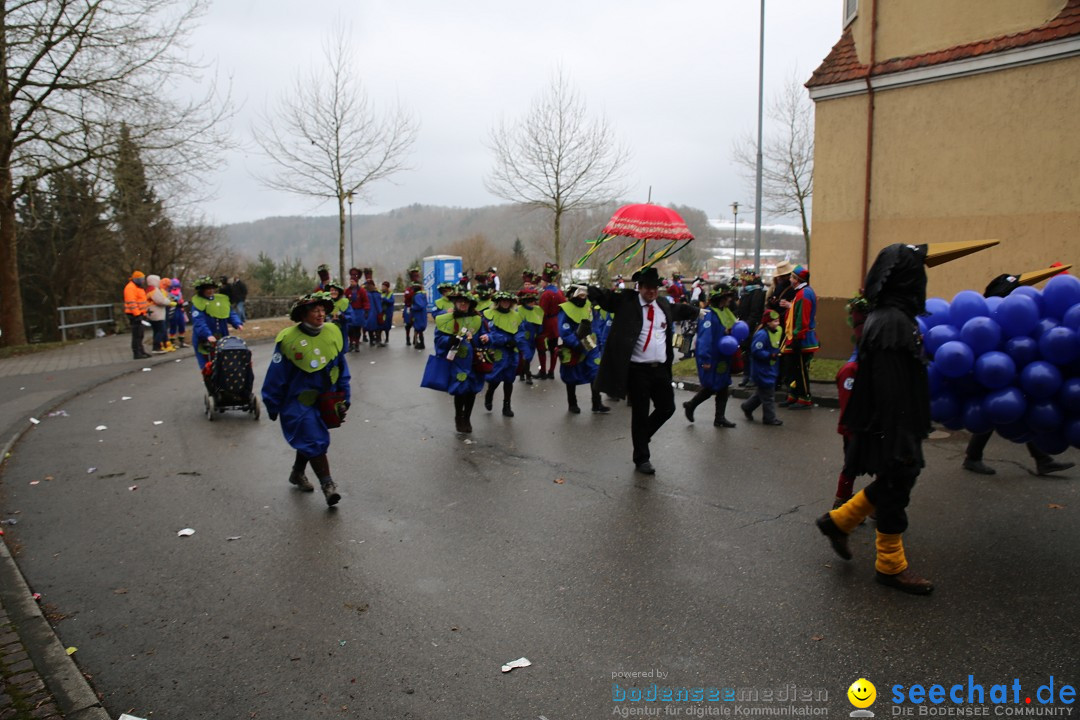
top-left (202, 335), bottom-right (260, 421)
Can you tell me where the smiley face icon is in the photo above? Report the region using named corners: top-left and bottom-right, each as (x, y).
top-left (848, 678), bottom-right (877, 708)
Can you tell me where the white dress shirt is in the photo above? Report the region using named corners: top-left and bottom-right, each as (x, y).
top-left (631, 296), bottom-right (667, 364)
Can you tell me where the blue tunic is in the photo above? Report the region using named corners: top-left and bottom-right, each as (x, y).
top-left (379, 292), bottom-right (395, 332)
top-left (592, 307), bottom-right (613, 351)
top-left (191, 300), bottom-right (242, 370)
top-left (365, 291), bottom-right (383, 332)
top-left (411, 293), bottom-right (429, 331)
top-left (557, 304), bottom-right (601, 385)
top-left (695, 307), bottom-right (736, 391)
top-left (749, 327), bottom-right (782, 387)
top-left (482, 308), bottom-right (524, 384)
top-left (434, 314), bottom-right (486, 395)
top-left (261, 324), bottom-right (351, 457)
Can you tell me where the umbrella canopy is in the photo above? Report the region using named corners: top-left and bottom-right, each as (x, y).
top-left (575, 203), bottom-right (695, 271)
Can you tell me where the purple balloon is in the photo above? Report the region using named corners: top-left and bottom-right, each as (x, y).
top-left (1038, 326), bottom-right (1079, 365)
top-left (1026, 401), bottom-right (1064, 434)
top-left (996, 419), bottom-right (1032, 444)
top-left (934, 340), bottom-right (975, 378)
top-left (718, 335), bottom-right (740, 356)
top-left (984, 296), bottom-right (1003, 315)
top-left (1004, 336), bottom-right (1040, 368)
top-left (950, 290), bottom-right (989, 328)
top-left (962, 398), bottom-right (993, 435)
top-left (1063, 303), bottom-right (1080, 332)
top-left (927, 363), bottom-right (945, 397)
top-left (961, 316), bottom-right (1002, 355)
top-left (1037, 317), bottom-right (1059, 337)
top-left (974, 351), bottom-right (1016, 390)
top-left (1011, 286), bottom-right (1045, 315)
top-left (916, 317), bottom-right (928, 337)
top-left (923, 298), bottom-right (951, 329)
top-left (994, 293), bottom-right (1041, 338)
top-left (1059, 378), bottom-right (1080, 415)
top-left (1066, 418), bottom-right (1080, 449)
top-left (925, 324), bottom-right (960, 355)
top-left (931, 393), bottom-right (961, 424)
top-left (1031, 431), bottom-right (1069, 456)
top-left (1043, 274), bottom-right (1080, 320)
top-left (730, 321), bottom-right (750, 343)
top-left (984, 387), bottom-right (1027, 425)
top-left (1019, 361), bottom-right (1063, 400)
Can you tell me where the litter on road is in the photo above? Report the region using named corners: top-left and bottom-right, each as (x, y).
top-left (29, 417), bottom-right (40, 425)
top-left (95, 425), bottom-right (107, 431)
top-left (177, 528), bottom-right (196, 537)
top-left (501, 657), bottom-right (531, 673)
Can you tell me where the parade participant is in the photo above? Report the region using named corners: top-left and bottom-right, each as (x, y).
top-left (613, 275), bottom-right (625, 290)
top-left (557, 285), bottom-right (607, 414)
top-left (261, 292), bottom-right (349, 507)
top-left (962, 270), bottom-right (1075, 477)
top-left (403, 267), bottom-right (421, 346)
top-left (315, 263), bottom-right (331, 291)
top-left (434, 290), bottom-right (490, 433)
top-left (123, 270), bottom-right (151, 359)
top-left (489, 266), bottom-right (501, 292)
top-left (667, 273), bottom-right (685, 303)
top-left (190, 276), bottom-right (243, 373)
top-left (740, 309), bottom-right (784, 426)
top-left (364, 278), bottom-right (384, 347)
top-left (145, 274), bottom-right (175, 353)
top-left (379, 281), bottom-right (395, 345)
top-left (409, 281), bottom-right (428, 350)
top-left (516, 288), bottom-right (543, 384)
top-left (683, 286), bottom-right (738, 427)
top-left (521, 268), bottom-right (540, 293)
top-left (830, 294), bottom-right (869, 508)
top-left (325, 282), bottom-right (349, 334)
top-left (343, 269), bottom-right (369, 352)
top-left (167, 278), bottom-right (187, 349)
top-left (482, 291), bottom-right (524, 417)
top-left (816, 240), bottom-right (997, 595)
top-left (736, 272), bottom-right (767, 386)
top-left (588, 266), bottom-right (699, 474)
top-left (779, 265), bottom-right (818, 408)
top-left (537, 262), bottom-right (565, 380)
top-left (474, 283), bottom-right (494, 315)
top-left (432, 282), bottom-right (455, 318)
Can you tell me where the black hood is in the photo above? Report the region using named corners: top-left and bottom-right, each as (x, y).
top-left (864, 244), bottom-right (928, 318)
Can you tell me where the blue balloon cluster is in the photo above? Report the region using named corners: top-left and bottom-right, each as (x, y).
top-left (927, 274), bottom-right (1080, 452)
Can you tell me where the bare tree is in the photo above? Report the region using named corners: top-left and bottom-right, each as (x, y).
top-left (253, 25), bottom-right (418, 283)
top-left (486, 67), bottom-right (630, 270)
top-left (0, 0), bottom-right (230, 346)
top-left (732, 73), bottom-right (814, 262)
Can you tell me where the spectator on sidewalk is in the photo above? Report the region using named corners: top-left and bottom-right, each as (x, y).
top-left (145, 275), bottom-right (176, 353)
top-left (123, 270), bottom-right (151, 359)
top-left (231, 276), bottom-right (249, 324)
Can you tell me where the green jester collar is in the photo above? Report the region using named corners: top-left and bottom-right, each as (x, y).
top-left (558, 300), bottom-right (592, 325)
top-left (192, 294), bottom-right (232, 320)
top-left (483, 307), bottom-right (522, 334)
top-left (275, 323), bottom-right (344, 376)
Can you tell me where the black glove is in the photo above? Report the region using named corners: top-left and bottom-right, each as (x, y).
top-left (268, 411), bottom-right (278, 421)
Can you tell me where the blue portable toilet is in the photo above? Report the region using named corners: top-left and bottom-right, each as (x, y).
top-left (422, 255), bottom-right (463, 304)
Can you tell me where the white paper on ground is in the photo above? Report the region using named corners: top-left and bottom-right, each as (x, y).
top-left (177, 528), bottom-right (195, 537)
top-left (501, 657), bottom-right (531, 673)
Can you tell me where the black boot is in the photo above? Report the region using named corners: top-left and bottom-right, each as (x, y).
top-left (683, 388), bottom-right (712, 423)
top-left (566, 383), bottom-right (580, 414)
top-left (319, 477), bottom-right (341, 507)
top-left (714, 388), bottom-right (736, 428)
top-left (591, 384), bottom-right (610, 413)
top-left (462, 393), bottom-right (476, 433)
top-left (454, 395), bottom-right (467, 433)
top-left (484, 384), bottom-right (496, 412)
top-left (406, 332), bottom-right (412, 346)
top-left (502, 384), bottom-right (514, 417)
top-left (525, 370), bottom-right (534, 386)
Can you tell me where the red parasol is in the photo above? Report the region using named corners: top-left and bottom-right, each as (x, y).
top-left (575, 203), bottom-right (695, 271)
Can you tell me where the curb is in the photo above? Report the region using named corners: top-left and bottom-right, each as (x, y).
top-left (673, 377), bottom-right (840, 409)
top-left (0, 336), bottom-right (276, 720)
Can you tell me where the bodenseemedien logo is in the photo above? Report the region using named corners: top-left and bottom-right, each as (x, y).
top-left (848, 678), bottom-right (877, 718)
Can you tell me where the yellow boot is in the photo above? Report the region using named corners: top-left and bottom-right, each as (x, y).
top-left (816, 490), bottom-right (875, 560)
top-left (874, 532), bottom-right (933, 595)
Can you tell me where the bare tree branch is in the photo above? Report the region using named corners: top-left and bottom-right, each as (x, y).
top-left (252, 24), bottom-right (418, 282)
top-left (485, 66), bottom-right (630, 270)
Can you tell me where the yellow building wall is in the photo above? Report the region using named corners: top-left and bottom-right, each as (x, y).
top-left (852, 0), bottom-right (1064, 65)
top-left (810, 57), bottom-right (1080, 358)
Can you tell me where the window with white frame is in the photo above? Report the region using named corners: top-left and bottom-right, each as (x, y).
top-left (844, 0), bottom-right (858, 26)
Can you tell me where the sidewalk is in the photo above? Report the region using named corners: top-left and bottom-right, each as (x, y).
top-left (0, 334), bottom-right (182, 720)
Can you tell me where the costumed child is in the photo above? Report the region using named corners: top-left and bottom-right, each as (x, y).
top-left (167, 278), bottom-right (187, 348)
top-left (363, 278), bottom-right (384, 347)
top-left (536, 262), bottom-right (565, 380)
top-left (409, 281), bottom-right (428, 350)
top-left (326, 282), bottom-right (349, 335)
top-left (830, 294), bottom-right (869, 508)
top-left (683, 286), bottom-right (738, 427)
top-left (515, 288), bottom-right (543, 384)
top-left (431, 282), bottom-right (455, 318)
top-left (482, 291), bottom-right (525, 417)
top-left (434, 290), bottom-right (490, 433)
top-left (402, 267), bottom-right (421, 346)
top-left (740, 309), bottom-right (784, 426)
top-left (262, 292), bottom-right (349, 507)
top-left (191, 275), bottom-right (243, 379)
top-left (557, 285), bottom-right (607, 414)
top-left (378, 281), bottom-right (395, 345)
top-left (343, 268), bottom-right (369, 352)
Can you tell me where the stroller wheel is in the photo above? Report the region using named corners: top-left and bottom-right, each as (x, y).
top-left (206, 394), bottom-right (216, 421)
top-left (251, 395), bottom-right (260, 421)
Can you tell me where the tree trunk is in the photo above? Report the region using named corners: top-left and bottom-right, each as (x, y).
top-left (338, 196), bottom-right (347, 283)
top-left (0, 148), bottom-right (26, 346)
top-left (799, 198), bottom-right (811, 266)
top-left (553, 207), bottom-right (563, 272)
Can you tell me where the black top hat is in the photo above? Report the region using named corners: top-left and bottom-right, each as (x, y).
top-left (631, 267), bottom-right (661, 287)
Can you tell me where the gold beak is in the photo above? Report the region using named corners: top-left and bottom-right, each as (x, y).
top-left (924, 239), bottom-right (1000, 268)
top-left (1018, 265), bottom-right (1072, 286)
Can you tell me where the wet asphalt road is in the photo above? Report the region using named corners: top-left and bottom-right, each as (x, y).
top-left (0, 341), bottom-right (1078, 719)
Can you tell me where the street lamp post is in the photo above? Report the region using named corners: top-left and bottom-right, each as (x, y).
top-left (731, 201), bottom-right (740, 275)
top-left (347, 191), bottom-right (354, 271)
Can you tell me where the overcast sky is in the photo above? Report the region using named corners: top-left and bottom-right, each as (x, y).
top-left (188, 0), bottom-right (843, 226)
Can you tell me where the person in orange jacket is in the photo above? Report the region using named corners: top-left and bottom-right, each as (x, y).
top-left (123, 270), bottom-right (151, 360)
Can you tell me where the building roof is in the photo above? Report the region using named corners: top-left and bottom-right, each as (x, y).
top-left (807, 0), bottom-right (1080, 88)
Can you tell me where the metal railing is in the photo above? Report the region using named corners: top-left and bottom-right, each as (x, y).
top-left (57, 304), bottom-right (116, 342)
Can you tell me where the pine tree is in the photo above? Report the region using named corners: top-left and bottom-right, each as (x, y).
top-left (111, 124), bottom-right (175, 274)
